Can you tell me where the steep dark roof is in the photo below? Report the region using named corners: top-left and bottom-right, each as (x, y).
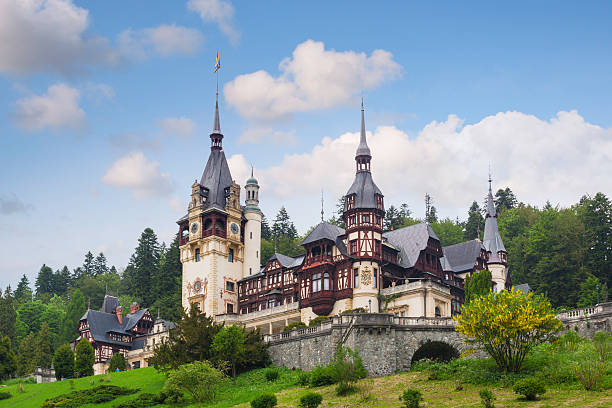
top-left (346, 171), bottom-right (383, 209)
top-left (80, 308), bottom-right (151, 349)
top-left (200, 149), bottom-right (233, 211)
top-left (383, 223), bottom-right (439, 268)
top-left (268, 253), bottom-right (304, 269)
top-left (101, 295), bottom-right (120, 314)
top-left (443, 240), bottom-right (484, 273)
top-left (301, 222), bottom-right (345, 246)
top-left (514, 283), bottom-right (531, 294)
top-left (356, 102), bottom-right (371, 157)
top-left (483, 182), bottom-right (506, 255)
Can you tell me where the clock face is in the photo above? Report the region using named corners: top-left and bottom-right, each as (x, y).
top-left (191, 222), bottom-right (199, 233)
top-left (230, 222), bottom-right (239, 234)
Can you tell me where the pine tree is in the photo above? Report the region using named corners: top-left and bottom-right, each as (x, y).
top-left (63, 290), bottom-right (87, 344)
top-left (109, 265), bottom-right (118, 275)
top-left (272, 207), bottom-right (297, 240)
top-left (93, 253), bottom-right (109, 276)
top-left (124, 228), bottom-right (161, 307)
top-left (464, 269), bottom-right (493, 304)
top-left (0, 287), bottom-right (16, 344)
top-left (0, 335), bottom-right (17, 380)
top-left (75, 339), bottom-right (94, 377)
top-left (35, 264), bottom-right (54, 296)
top-left (261, 215), bottom-right (272, 240)
top-left (36, 322), bottom-right (53, 369)
top-left (52, 266), bottom-right (71, 296)
top-left (53, 344), bottom-right (74, 380)
top-left (83, 251), bottom-right (94, 277)
top-left (331, 195), bottom-right (346, 229)
top-left (464, 201), bottom-right (484, 240)
top-left (152, 234), bottom-right (182, 321)
top-left (384, 205), bottom-right (401, 231)
top-left (17, 332), bottom-right (37, 376)
top-left (494, 187), bottom-right (518, 212)
top-left (14, 274), bottom-right (32, 304)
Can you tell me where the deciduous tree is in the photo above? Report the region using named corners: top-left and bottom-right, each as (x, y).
top-left (0, 335), bottom-right (17, 381)
top-left (212, 325), bottom-right (246, 381)
top-left (464, 269), bottom-right (492, 304)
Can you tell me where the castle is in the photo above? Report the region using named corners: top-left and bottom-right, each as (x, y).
top-left (177, 96), bottom-right (511, 334)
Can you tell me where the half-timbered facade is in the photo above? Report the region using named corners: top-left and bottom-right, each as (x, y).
top-left (77, 295), bottom-right (154, 375)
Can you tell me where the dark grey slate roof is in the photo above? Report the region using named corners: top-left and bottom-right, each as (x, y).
top-left (200, 149), bottom-right (233, 211)
top-left (383, 223), bottom-right (439, 268)
top-left (483, 183), bottom-right (506, 255)
top-left (101, 295), bottom-right (120, 314)
top-left (443, 240), bottom-right (484, 273)
top-left (301, 222), bottom-right (345, 246)
top-left (80, 308), bottom-right (151, 349)
top-left (346, 171), bottom-right (383, 209)
top-left (268, 253), bottom-right (304, 269)
top-left (514, 283), bottom-right (531, 294)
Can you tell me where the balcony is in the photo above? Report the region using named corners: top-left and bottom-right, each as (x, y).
top-left (241, 302), bottom-right (299, 321)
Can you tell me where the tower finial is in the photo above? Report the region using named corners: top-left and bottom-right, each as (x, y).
top-left (251, 164), bottom-right (254, 178)
top-left (488, 163), bottom-right (492, 192)
top-left (321, 189), bottom-right (324, 222)
top-left (355, 99), bottom-right (371, 172)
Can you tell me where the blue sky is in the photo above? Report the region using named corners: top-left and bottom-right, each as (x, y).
top-left (1, 0), bottom-right (611, 288)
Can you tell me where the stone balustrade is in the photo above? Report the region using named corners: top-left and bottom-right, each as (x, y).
top-left (556, 302), bottom-right (612, 321)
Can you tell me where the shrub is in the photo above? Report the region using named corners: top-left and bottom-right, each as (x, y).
top-left (283, 322), bottom-right (307, 332)
top-left (309, 365), bottom-right (335, 387)
top-left (593, 331), bottom-right (611, 362)
top-left (308, 316), bottom-right (330, 326)
top-left (574, 359), bottom-right (606, 391)
top-left (265, 367), bottom-right (280, 382)
top-left (0, 391), bottom-right (11, 400)
top-left (299, 392), bottom-right (322, 408)
top-left (250, 393), bottom-right (277, 408)
top-left (335, 381), bottom-right (356, 396)
top-left (559, 330), bottom-right (582, 352)
top-left (513, 377), bottom-right (546, 400)
top-left (159, 385), bottom-right (184, 404)
top-left (109, 352), bottom-right (127, 372)
top-left (456, 289), bottom-right (562, 373)
top-left (41, 385), bottom-right (136, 408)
top-left (113, 392), bottom-right (164, 408)
top-left (164, 360), bottom-right (226, 403)
top-left (400, 389), bottom-right (423, 408)
top-left (297, 372), bottom-right (310, 386)
top-left (479, 389), bottom-right (495, 408)
top-left (358, 378), bottom-right (374, 401)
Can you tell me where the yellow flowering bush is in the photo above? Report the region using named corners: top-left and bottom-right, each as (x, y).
top-left (455, 289), bottom-right (562, 372)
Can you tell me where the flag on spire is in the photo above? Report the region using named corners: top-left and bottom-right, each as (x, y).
top-left (214, 50), bottom-right (221, 73)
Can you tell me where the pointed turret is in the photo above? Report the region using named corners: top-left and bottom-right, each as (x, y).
top-left (210, 93), bottom-right (223, 150)
top-left (485, 175), bottom-right (496, 218)
top-left (355, 100), bottom-right (371, 160)
top-left (483, 175), bottom-right (506, 262)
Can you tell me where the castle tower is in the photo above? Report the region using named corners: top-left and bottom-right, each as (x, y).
top-left (178, 93), bottom-right (244, 316)
top-left (343, 101), bottom-right (384, 312)
top-left (483, 175), bottom-right (509, 292)
top-left (244, 168), bottom-right (262, 276)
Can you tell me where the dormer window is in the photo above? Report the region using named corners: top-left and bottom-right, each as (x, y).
top-left (346, 195), bottom-right (355, 210)
top-left (376, 194), bottom-right (384, 210)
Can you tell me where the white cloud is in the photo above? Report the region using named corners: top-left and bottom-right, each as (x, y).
top-left (0, 0), bottom-right (117, 75)
top-left (101, 151), bottom-right (173, 198)
top-left (224, 40), bottom-right (402, 122)
top-left (230, 110), bottom-right (612, 229)
top-left (15, 83), bottom-right (86, 131)
top-left (0, 194), bottom-right (33, 215)
top-left (239, 126), bottom-right (297, 145)
top-left (157, 117), bottom-right (196, 138)
top-left (188, 0), bottom-right (239, 44)
top-left (118, 24), bottom-right (204, 60)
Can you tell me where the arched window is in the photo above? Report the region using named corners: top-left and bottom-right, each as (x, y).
top-left (195, 248), bottom-right (200, 262)
top-left (312, 273), bottom-right (321, 293)
top-left (323, 272), bottom-right (330, 291)
top-left (435, 307), bottom-right (441, 317)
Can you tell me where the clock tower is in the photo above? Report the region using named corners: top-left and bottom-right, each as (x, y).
top-left (178, 94), bottom-right (249, 318)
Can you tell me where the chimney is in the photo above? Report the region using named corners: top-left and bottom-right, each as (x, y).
top-left (130, 302), bottom-right (140, 314)
top-left (115, 306), bottom-right (123, 324)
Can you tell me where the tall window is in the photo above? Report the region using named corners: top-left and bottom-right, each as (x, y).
top-left (228, 248), bottom-right (234, 262)
top-left (195, 248), bottom-right (201, 262)
top-left (350, 240), bottom-right (357, 255)
top-left (227, 303), bottom-right (234, 314)
top-left (312, 272), bottom-right (321, 293)
top-left (362, 214), bottom-right (370, 223)
top-left (225, 281), bottom-right (235, 292)
top-left (353, 268), bottom-right (359, 288)
top-left (323, 272), bottom-right (330, 291)
top-left (373, 268), bottom-right (377, 288)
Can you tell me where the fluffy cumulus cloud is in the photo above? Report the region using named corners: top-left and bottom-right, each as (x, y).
top-left (101, 151), bottom-right (173, 198)
top-left (0, 0), bottom-right (117, 75)
top-left (15, 83), bottom-right (86, 131)
top-left (228, 110), bottom-right (612, 227)
top-left (157, 116), bottom-right (196, 138)
top-left (188, 0), bottom-right (239, 44)
top-left (225, 40), bottom-right (402, 122)
top-left (118, 24), bottom-right (204, 60)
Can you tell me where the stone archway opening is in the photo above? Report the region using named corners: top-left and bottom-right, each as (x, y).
top-left (411, 341), bottom-right (460, 365)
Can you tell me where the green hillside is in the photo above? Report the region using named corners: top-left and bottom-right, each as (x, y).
top-left (1, 365), bottom-right (610, 408)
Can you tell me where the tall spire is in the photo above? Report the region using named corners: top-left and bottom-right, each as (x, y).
top-left (486, 169), bottom-right (496, 218)
top-left (210, 92), bottom-right (223, 150)
top-left (355, 99), bottom-right (371, 173)
top-left (321, 189), bottom-right (324, 222)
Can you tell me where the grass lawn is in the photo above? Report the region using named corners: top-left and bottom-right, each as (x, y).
top-left (1, 365), bottom-right (610, 407)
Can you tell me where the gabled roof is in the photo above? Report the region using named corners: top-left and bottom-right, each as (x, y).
top-left (200, 149), bottom-right (233, 211)
top-left (267, 253), bottom-right (304, 269)
top-left (80, 308), bottom-right (151, 349)
top-left (443, 240), bottom-right (485, 273)
top-left (514, 283), bottom-right (531, 294)
top-left (301, 222), bottom-right (345, 246)
top-left (383, 223), bottom-right (439, 268)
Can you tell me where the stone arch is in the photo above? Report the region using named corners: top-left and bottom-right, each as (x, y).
top-left (411, 340), bottom-right (459, 364)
